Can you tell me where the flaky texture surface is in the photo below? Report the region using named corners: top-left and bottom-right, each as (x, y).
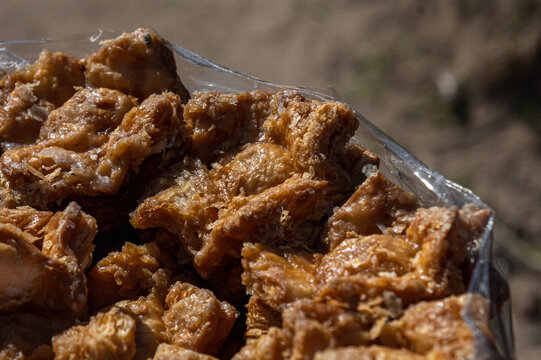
top-left (0, 202), bottom-right (96, 314)
top-left (241, 243), bottom-right (320, 313)
top-left (0, 50), bottom-right (85, 150)
top-left (320, 171), bottom-right (419, 251)
top-left (0, 90), bottom-right (183, 209)
top-left (52, 307), bottom-right (136, 360)
top-left (87, 241), bottom-right (175, 310)
top-left (162, 282), bottom-right (237, 356)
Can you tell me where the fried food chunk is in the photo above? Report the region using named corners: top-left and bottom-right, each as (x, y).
top-left (52, 307), bottom-right (136, 360)
top-left (153, 343), bottom-right (219, 360)
top-left (37, 88), bottom-right (136, 151)
top-left (316, 205), bottom-right (491, 313)
top-left (241, 243), bottom-right (321, 313)
top-left (183, 91), bottom-right (273, 164)
top-left (0, 50), bottom-right (85, 149)
top-left (84, 28), bottom-right (190, 102)
top-left (384, 294), bottom-right (488, 359)
top-left (0, 91), bottom-right (183, 208)
top-left (320, 171), bottom-right (418, 251)
top-left (162, 282), bottom-right (237, 355)
top-left (261, 91), bottom-right (358, 190)
top-left (0, 85), bottom-right (54, 150)
top-left (231, 327), bottom-right (290, 360)
top-left (315, 235), bottom-right (417, 285)
top-left (115, 293), bottom-right (167, 360)
top-left (1, 50), bottom-right (85, 107)
top-left (197, 175), bottom-right (332, 277)
top-left (313, 346), bottom-right (424, 360)
top-left (0, 206), bottom-right (53, 245)
top-left (0, 202), bottom-right (96, 313)
top-left (87, 242), bottom-right (174, 310)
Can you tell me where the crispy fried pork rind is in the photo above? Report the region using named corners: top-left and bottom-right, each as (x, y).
top-left (0, 30), bottom-right (513, 359)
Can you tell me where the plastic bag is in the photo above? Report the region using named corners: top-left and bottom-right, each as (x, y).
top-left (0, 29), bottom-right (515, 359)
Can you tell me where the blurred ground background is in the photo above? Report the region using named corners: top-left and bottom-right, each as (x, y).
top-left (1, 0), bottom-right (539, 358)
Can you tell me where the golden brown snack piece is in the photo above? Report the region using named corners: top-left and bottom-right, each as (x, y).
top-left (261, 91), bottom-right (358, 191)
top-left (1, 50), bottom-right (85, 107)
top-left (87, 241), bottom-right (175, 310)
top-left (196, 175), bottom-right (332, 277)
top-left (0, 91), bottom-right (183, 208)
top-left (316, 205), bottom-right (491, 313)
top-left (0, 85), bottom-right (54, 150)
top-left (0, 206), bottom-right (53, 246)
top-left (162, 282), bottom-right (237, 355)
top-left (115, 293), bottom-right (167, 360)
top-left (383, 294), bottom-right (488, 360)
top-left (0, 50), bottom-right (84, 150)
top-left (313, 346), bottom-right (424, 360)
top-left (320, 171), bottom-right (418, 251)
top-left (183, 91), bottom-right (272, 163)
top-left (245, 296), bottom-right (282, 340)
top-left (52, 307), bottom-right (136, 360)
top-left (153, 343), bottom-right (219, 360)
top-left (84, 28), bottom-right (190, 102)
top-left (37, 88), bottom-right (136, 151)
top-left (241, 243), bottom-right (321, 313)
top-left (315, 234), bottom-right (417, 286)
top-left (0, 202), bottom-right (96, 314)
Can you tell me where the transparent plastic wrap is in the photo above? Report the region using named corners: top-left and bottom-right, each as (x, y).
top-left (0, 30), bottom-right (514, 359)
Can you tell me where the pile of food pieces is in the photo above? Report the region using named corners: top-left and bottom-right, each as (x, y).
top-left (0, 29), bottom-right (493, 360)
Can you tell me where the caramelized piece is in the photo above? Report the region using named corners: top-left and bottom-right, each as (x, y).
top-left (313, 346), bottom-right (424, 360)
top-left (37, 88), bottom-right (136, 151)
top-left (262, 90), bottom-right (358, 190)
top-left (1, 50), bottom-right (84, 107)
top-left (0, 50), bottom-right (85, 149)
top-left (87, 242), bottom-right (174, 310)
top-left (52, 307), bottom-right (136, 360)
top-left (211, 143), bottom-right (295, 197)
top-left (0, 85), bottom-right (54, 149)
top-left (317, 206), bottom-right (486, 314)
top-left (153, 343), bottom-right (219, 360)
top-left (0, 206), bottom-right (53, 245)
top-left (0, 202), bottom-right (96, 313)
top-left (241, 243), bottom-right (321, 313)
top-left (385, 294), bottom-right (488, 359)
top-left (245, 296), bottom-right (282, 340)
top-left (196, 175), bottom-right (332, 277)
top-left (321, 171), bottom-right (418, 251)
top-left (130, 157), bottom-right (222, 260)
top-left (115, 293), bottom-right (166, 360)
top-left (315, 234), bottom-right (417, 285)
top-left (85, 28), bottom-right (190, 101)
top-left (183, 91), bottom-right (272, 164)
top-left (0, 91), bottom-right (183, 208)
top-left (162, 282), bottom-right (237, 355)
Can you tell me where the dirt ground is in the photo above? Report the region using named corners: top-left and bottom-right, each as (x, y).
top-left (1, 0), bottom-right (539, 358)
